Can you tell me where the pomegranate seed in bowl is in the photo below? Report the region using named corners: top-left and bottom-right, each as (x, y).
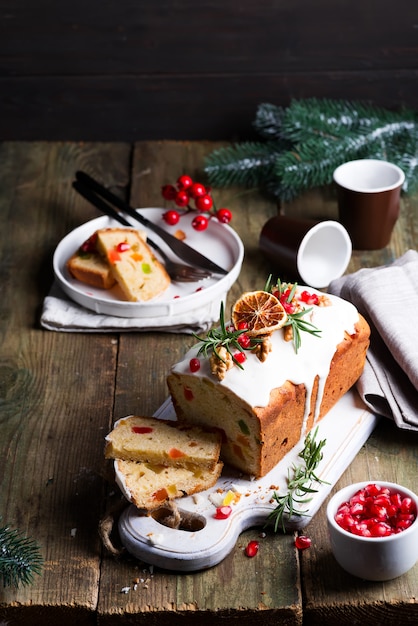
top-left (326, 481), bottom-right (418, 581)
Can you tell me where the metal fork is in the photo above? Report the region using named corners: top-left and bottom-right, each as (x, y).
top-left (147, 238), bottom-right (212, 282)
top-left (72, 180), bottom-right (212, 283)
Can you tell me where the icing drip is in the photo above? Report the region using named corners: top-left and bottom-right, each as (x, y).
top-left (171, 287), bottom-right (359, 423)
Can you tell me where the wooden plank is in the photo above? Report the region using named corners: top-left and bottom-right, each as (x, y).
top-left (0, 141), bottom-right (131, 625)
top-left (97, 140), bottom-right (302, 624)
top-left (1, 71), bottom-right (418, 141)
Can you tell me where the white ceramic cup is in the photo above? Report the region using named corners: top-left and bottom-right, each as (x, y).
top-left (333, 159), bottom-right (405, 250)
top-left (259, 216), bottom-right (352, 288)
top-left (327, 481), bottom-right (418, 581)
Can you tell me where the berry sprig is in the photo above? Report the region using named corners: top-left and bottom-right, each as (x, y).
top-left (162, 174), bottom-right (232, 232)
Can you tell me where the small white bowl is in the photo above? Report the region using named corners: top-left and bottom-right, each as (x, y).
top-left (326, 481), bottom-right (418, 581)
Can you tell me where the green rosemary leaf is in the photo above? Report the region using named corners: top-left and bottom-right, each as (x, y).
top-left (266, 428), bottom-right (327, 533)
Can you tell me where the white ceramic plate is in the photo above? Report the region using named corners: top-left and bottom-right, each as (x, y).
top-left (53, 208), bottom-right (244, 318)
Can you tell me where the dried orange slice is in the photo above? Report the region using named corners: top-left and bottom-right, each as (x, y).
top-left (231, 290), bottom-right (287, 336)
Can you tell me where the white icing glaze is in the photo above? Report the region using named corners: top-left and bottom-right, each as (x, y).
top-left (170, 287), bottom-right (359, 429)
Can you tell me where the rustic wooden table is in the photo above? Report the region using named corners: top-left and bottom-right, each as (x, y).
top-left (1, 141), bottom-right (417, 625)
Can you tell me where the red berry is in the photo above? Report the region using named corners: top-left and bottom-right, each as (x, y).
top-left (163, 209), bottom-right (180, 226)
top-left (177, 174), bottom-right (193, 189)
top-left (216, 208), bottom-right (232, 223)
top-left (295, 535), bottom-right (311, 550)
top-left (195, 194), bottom-right (213, 212)
top-left (214, 506), bottom-right (232, 520)
top-left (192, 214), bottom-right (209, 231)
top-left (189, 182), bottom-right (206, 198)
top-left (161, 184), bottom-right (177, 200)
top-left (245, 540), bottom-right (259, 558)
top-left (189, 358), bottom-right (200, 373)
top-left (279, 289), bottom-right (297, 314)
top-left (237, 321), bottom-right (248, 330)
top-left (175, 190), bottom-right (189, 207)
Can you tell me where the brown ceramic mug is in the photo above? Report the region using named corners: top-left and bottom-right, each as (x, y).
top-left (333, 159), bottom-right (405, 250)
top-left (259, 216), bottom-right (352, 288)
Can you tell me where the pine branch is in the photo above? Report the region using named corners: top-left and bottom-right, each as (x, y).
top-left (253, 102), bottom-right (288, 140)
top-left (204, 98), bottom-right (418, 201)
top-left (276, 121), bottom-right (418, 200)
top-left (0, 523), bottom-right (43, 587)
top-left (204, 141), bottom-right (287, 188)
top-left (281, 98), bottom-right (416, 142)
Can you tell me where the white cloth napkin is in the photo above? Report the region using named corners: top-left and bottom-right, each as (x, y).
top-left (328, 250), bottom-right (418, 431)
top-left (40, 282), bottom-right (218, 334)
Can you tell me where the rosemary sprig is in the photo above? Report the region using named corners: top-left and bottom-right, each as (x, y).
top-left (193, 302), bottom-right (262, 369)
top-left (284, 308), bottom-right (322, 353)
top-left (266, 427), bottom-right (327, 533)
top-left (265, 276), bottom-right (322, 353)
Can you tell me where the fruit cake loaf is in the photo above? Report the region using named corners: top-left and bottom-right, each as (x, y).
top-left (166, 284), bottom-right (370, 478)
top-left (95, 227), bottom-right (170, 301)
top-left (105, 415), bottom-right (222, 471)
top-left (115, 459), bottom-right (223, 511)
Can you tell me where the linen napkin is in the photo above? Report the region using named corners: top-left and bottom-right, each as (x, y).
top-left (40, 282), bottom-right (219, 334)
top-left (328, 249), bottom-right (418, 431)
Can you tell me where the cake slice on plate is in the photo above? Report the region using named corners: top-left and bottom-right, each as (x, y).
top-left (96, 227), bottom-right (170, 301)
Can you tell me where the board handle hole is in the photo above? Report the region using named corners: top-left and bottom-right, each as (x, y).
top-left (151, 505), bottom-right (206, 532)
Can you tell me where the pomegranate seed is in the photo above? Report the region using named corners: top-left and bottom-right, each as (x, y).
top-left (214, 506), bottom-right (232, 520)
top-left (390, 493), bottom-right (403, 508)
top-left (237, 333), bottom-right (251, 348)
top-left (350, 501), bottom-right (365, 515)
top-left (234, 352), bottom-right (246, 364)
top-left (189, 358), bottom-right (200, 373)
top-left (299, 290), bottom-right (319, 305)
top-left (295, 535), bottom-right (311, 550)
top-left (369, 522), bottom-right (392, 537)
top-left (335, 484), bottom-right (417, 537)
top-left (245, 540), bottom-right (259, 558)
top-left (163, 209), bottom-right (180, 226)
top-left (401, 497), bottom-right (414, 514)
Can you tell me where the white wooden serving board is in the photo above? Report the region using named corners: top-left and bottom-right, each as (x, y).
top-left (118, 390), bottom-right (379, 571)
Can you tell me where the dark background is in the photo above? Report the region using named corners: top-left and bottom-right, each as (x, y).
top-left (1, 0), bottom-right (417, 141)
